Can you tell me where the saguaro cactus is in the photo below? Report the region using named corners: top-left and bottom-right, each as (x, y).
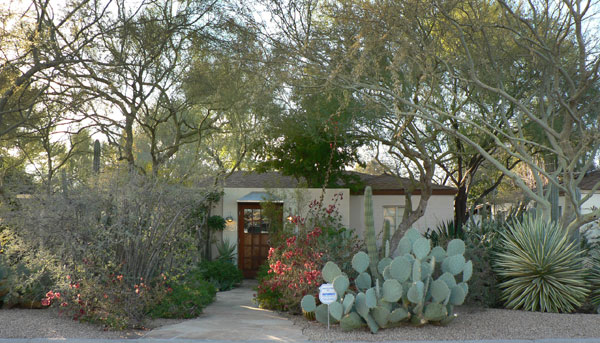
top-left (364, 186), bottom-right (379, 280)
top-left (93, 139), bottom-right (101, 174)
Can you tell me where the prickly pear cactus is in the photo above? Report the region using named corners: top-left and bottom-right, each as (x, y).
top-left (301, 228), bottom-right (472, 333)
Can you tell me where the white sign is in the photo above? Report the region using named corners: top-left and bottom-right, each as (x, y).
top-left (318, 283), bottom-right (337, 305)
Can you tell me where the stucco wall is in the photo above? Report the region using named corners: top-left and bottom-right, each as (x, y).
top-left (349, 194), bottom-right (455, 240)
top-left (220, 188), bottom-right (351, 249)
top-left (558, 191), bottom-right (600, 215)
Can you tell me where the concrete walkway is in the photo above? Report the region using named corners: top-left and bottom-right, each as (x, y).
top-left (143, 280), bottom-right (308, 342)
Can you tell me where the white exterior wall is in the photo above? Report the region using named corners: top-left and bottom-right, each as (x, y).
top-left (220, 188), bottom-right (351, 248)
top-left (558, 191), bottom-right (600, 215)
top-left (349, 194), bottom-right (455, 240)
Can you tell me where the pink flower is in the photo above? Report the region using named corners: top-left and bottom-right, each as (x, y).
top-left (41, 298), bottom-right (50, 306)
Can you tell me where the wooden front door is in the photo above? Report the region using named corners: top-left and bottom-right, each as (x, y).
top-left (238, 203), bottom-right (281, 278)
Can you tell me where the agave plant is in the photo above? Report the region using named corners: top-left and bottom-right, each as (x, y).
top-left (494, 215), bottom-right (589, 313)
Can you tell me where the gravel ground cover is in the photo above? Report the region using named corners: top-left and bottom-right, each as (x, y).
top-left (2, 306), bottom-right (600, 340)
top-left (0, 309), bottom-right (184, 339)
top-left (294, 306), bottom-right (600, 341)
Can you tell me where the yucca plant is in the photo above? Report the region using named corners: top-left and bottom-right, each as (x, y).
top-left (494, 215), bottom-right (589, 313)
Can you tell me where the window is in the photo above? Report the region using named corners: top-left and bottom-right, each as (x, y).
top-left (383, 206), bottom-right (404, 236)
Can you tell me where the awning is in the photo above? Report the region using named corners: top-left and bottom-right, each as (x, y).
top-left (236, 191), bottom-right (283, 203)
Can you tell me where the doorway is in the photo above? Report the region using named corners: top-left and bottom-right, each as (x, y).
top-left (237, 203), bottom-right (282, 278)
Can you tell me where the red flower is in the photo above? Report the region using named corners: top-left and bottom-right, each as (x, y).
top-left (41, 298), bottom-right (50, 306)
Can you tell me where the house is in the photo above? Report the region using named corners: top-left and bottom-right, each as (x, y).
top-left (211, 171), bottom-right (456, 277)
top-left (577, 170), bottom-right (600, 213)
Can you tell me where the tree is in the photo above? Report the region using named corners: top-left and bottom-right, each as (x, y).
top-left (256, 90), bottom-right (365, 189)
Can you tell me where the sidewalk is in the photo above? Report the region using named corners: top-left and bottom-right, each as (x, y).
top-left (143, 280), bottom-right (308, 342)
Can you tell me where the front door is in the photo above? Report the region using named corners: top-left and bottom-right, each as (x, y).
top-left (237, 203), bottom-right (281, 278)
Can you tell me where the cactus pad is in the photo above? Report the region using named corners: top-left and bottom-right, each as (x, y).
top-left (315, 304), bottom-right (337, 324)
top-left (446, 239), bottom-right (465, 256)
top-left (424, 302), bottom-right (448, 322)
top-left (458, 282), bottom-right (468, 295)
top-left (412, 237), bottom-right (431, 260)
top-left (430, 279), bottom-right (451, 303)
top-left (442, 254), bottom-right (466, 276)
top-left (355, 292), bottom-right (369, 318)
top-left (463, 260), bottom-right (473, 282)
top-left (389, 307), bottom-right (409, 323)
top-left (365, 287), bottom-right (377, 309)
top-left (378, 257), bottom-right (393, 274)
top-left (412, 259), bottom-right (422, 281)
top-left (438, 272), bottom-right (457, 289)
top-left (322, 261), bottom-right (342, 283)
top-left (430, 246), bottom-right (447, 261)
top-left (407, 281), bottom-right (424, 304)
top-left (383, 265), bottom-right (392, 280)
top-left (342, 293), bottom-right (355, 314)
top-left (382, 279), bottom-right (403, 302)
top-left (340, 312), bottom-right (364, 331)
top-left (404, 228), bottom-right (422, 244)
top-left (449, 285), bottom-right (466, 305)
top-left (421, 261), bottom-right (433, 278)
top-left (329, 301), bottom-right (344, 321)
top-left (372, 306), bottom-right (391, 328)
top-left (352, 251), bottom-right (370, 273)
top-left (356, 272), bottom-right (372, 290)
top-left (389, 256), bottom-right (411, 282)
top-left (333, 274), bottom-right (350, 296)
top-left (397, 237), bottom-right (412, 255)
top-left (301, 295), bottom-right (316, 312)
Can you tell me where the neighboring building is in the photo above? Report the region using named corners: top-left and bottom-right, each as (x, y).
top-left (211, 171), bottom-right (456, 277)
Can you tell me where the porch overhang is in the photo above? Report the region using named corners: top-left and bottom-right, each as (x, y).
top-left (236, 191), bottom-right (283, 203)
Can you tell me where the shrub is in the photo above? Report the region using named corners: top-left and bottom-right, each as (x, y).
top-left (494, 215), bottom-right (589, 313)
top-left (254, 262), bottom-right (283, 310)
top-left (44, 271), bottom-right (160, 329)
top-left (463, 218), bottom-right (506, 307)
top-left (425, 220), bottom-right (465, 248)
top-left (257, 227), bottom-right (324, 313)
top-left (0, 226), bottom-right (61, 309)
top-left (256, 192), bottom-right (363, 313)
top-left (197, 260), bottom-right (243, 291)
top-left (588, 251), bottom-right (600, 311)
top-left (215, 239), bottom-right (237, 263)
top-left (148, 270), bottom-right (216, 319)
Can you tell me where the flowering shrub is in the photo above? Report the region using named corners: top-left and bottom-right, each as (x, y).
top-left (256, 193), bottom-right (363, 313)
top-left (256, 227), bottom-right (325, 313)
top-left (43, 271), bottom-right (169, 329)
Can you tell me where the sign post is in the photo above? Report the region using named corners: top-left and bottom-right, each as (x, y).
top-left (318, 283), bottom-right (337, 330)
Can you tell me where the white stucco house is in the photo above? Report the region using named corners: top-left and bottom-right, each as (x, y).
top-left (211, 171), bottom-right (456, 277)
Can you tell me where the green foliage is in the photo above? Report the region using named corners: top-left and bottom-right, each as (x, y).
top-left (0, 226), bottom-right (61, 308)
top-left (424, 220), bottom-right (465, 248)
top-left (588, 251), bottom-right (600, 310)
top-left (148, 271), bottom-right (216, 319)
top-left (254, 261), bottom-right (284, 311)
top-left (494, 216), bottom-right (589, 312)
top-left (256, 90), bottom-right (365, 190)
top-left (197, 260), bottom-right (243, 292)
top-left (462, 218), bottom-right (506, 307)
top-left (302, 228), bottom-right (471, 333)
top-left (207, 215), bottom-right (227, 232)
top-left (216, 239), bottom-right (237, 263)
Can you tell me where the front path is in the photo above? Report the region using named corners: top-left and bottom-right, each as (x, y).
top-left (144, 280), bottom-right (308, 342)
